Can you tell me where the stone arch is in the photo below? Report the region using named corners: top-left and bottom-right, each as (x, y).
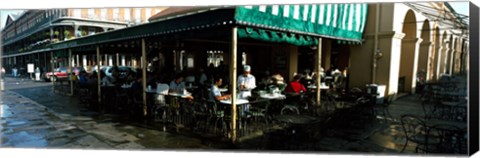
top-left (445, 35), bottom-right (454, 75)
top-left (418, 19), bottom-right (432, 81)
top-left (398, 9), bottom-right (421, 94)
top-left (439, 31), bottom-right (448, 76)
top-left (452, 37), bottom-right (461, 74)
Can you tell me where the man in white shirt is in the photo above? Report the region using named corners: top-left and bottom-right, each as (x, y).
top-left (237, 65), bottom-right (256, 99)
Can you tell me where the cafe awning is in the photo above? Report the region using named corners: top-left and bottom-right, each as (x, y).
top-left (235, 4), bottom-right (368, 45)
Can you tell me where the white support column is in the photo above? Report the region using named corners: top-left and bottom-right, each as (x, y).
top-left (121, 55), bottom-right (126, 66)
top-left (68, 49), bottom-right (74, 96)
top-left (116, 53), bottom-right (120, 66)
top-left (108, 55), bottom-right (113, 66)
top-left (82, 55), bottom-right (87, 68)
top-left (96, 46), bottom-right (102, 104)
top-left (230, 27), bottom-right (238, 144)
top-left (76, 54), bottom-right (80, 68)
top-left (141, 38), bottom-right (147, 117)
top-left (316, 38), bottom-right (322, 107)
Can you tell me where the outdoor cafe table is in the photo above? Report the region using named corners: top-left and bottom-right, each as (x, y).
top-left (441, 101), bottom-right (467, 107)
top-left (260, 93), bottom-right (286, 100)
top-left (274, 114), bottom-right (323, 136)
top-left (208, 88), bottom-right (228, 93)
top-left (307, 84), bottom-right (329, 90)
top-left (425, 119), bottom-right (467, 130)
top-left (219, 98), bottom-right (250, 136)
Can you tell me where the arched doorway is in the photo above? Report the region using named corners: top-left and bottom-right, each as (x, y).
top-left (438, 31), bottom-right (448, 77)
top-left (398, 10), bottom-right (420, 94)
top-left (445, 35), bottom-right (454, 75)
top-left (418, 20), bottom-right (431, 81)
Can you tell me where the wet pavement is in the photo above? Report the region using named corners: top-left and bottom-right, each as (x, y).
top-left (0, 76), bottom-right (469, 156)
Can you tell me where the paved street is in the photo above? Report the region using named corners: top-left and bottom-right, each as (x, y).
top-left (0, 76), bottom-right (468, 155)
top-left (0, 77), bottom-right (231, 150)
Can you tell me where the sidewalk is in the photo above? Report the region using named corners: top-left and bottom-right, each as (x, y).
top-left (0, 90), bottom-right (215, 149)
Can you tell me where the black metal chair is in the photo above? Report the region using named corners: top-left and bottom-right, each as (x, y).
top-left (247, 98), bottom-right (271, 132)
top-left (400, 114), bottom-right (429, 153)
top-left (422, 124), bottom-right (465, 154)
top-left (372, 93), bottom-right (395, 123)
top-left (204, 99), bottom-right (228, 137)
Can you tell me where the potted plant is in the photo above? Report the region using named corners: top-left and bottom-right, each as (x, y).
top-left (54, 31), bottom-right (59, 38)
top-left (64, 30), bottom-right (70, 40)
top-left (81, 30), bottom-right (87, 36)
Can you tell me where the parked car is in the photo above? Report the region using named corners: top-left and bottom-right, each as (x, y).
top-left (101, 66), bottom-right (136, 79)
top-left (44, 67), bottom-right (85, 82)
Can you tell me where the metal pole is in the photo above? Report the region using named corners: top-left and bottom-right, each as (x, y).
top-left (96, 46), bottom-right (101, 104)
top-left (230, 27), bottom-right (238, 143)
top-left (316, 38), bottom-right (322, 107)
top-left (68, 49), bottom-right (73, 96)
top-left (372, 3), bottom-right (380, 84)
top-left (142, 38), bottom-right (147, 117)
top-left (116, 53), bottom-right (120, 66)
top-left (51, 52), bottom-right (55, 93)
top-left (0, 13), bottom-right (4, 91)
top-left (0, 10), bottom-right (4, 91)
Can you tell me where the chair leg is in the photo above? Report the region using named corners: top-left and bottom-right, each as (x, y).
top-left (401, 140), bottom-right (408, 153)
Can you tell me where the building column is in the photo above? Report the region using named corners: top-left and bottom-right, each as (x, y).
top-left (82, 55), bottom-right (87, 68)
top-left (288, 45), bottom-right (298, 81)
top-left (74, 25), bottom-right (79, 37)
top-left (50, 28), bottom-right (54, 42)
top-left (116, 53), bottom-right (120, 66)
top-left (121, 55), bottom-right (126, 66)
top-left (447, 40), bottom-right (455, 75)
top-left (109, 55), bottom-right (113, 66)
top-left (322, 39), bottom-right (332, 71)
top-left (442, 41), bottom-right (451, 76)
top-left (435, 46), bottom-right (444, 80)
top-left (400, 37), bottom-right (422, 94)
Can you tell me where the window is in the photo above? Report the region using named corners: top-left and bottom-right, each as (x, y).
top-left (73, 9), bottom-right (81, 18)
top-left (88, 9), bottom-right (95, 18)
top-left (242, 52), bottom-right (247, 65)
top-left (100, 9), bottom-right (107, 20)
top-left (124, 8), bottom-right (130, 22)
top-left (145, 8), bottom-right (151, 22)
top-left (135, 8), bottom-right (141, 24)
top-left (207, 50), bottom-right (224, 67)
top-left (113, 8), bottom-right (119, 21)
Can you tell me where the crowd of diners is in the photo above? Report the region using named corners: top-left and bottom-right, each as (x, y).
top-left (73, 62), bottom-right (351, 114)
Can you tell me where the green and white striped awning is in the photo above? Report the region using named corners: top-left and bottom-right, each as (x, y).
top-left (235, 4), bottom-right (368, 46)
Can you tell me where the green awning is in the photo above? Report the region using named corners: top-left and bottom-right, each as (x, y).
top-left (235, 4), bottom-right (368, 45)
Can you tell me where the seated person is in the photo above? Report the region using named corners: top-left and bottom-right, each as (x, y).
top-left (169, 74), bottom-right (186, 93)
top-left (78, 70), bottom-right (88, 86)
top-left (169, 73), bottom-right (194, 100)
top-left (284, 75), bottom-right (307, 94)
top-left (209, 76), bottom-right (231, 102)
top-left (101, 71), bottom-right (115, 86)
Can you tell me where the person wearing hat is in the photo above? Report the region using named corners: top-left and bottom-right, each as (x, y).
top-left (237, 65), bottom-right (256, 99)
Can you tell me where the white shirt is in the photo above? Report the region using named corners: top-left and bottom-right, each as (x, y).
top-left (237, 74), bottom-right (256, 98)
top-left (169, 80), bottom-right (186, 93)
top-left (209, 85), bottom-right (222, 102)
